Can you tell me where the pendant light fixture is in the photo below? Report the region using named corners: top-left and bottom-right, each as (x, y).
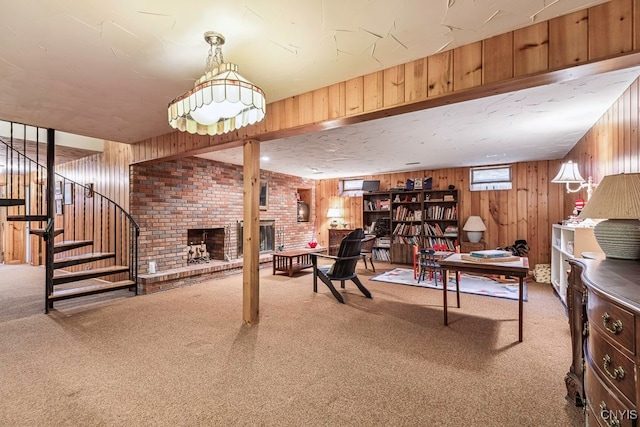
top-left (168, 31), bottom-right (266, 136)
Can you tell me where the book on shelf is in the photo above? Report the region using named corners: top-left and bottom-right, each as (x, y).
top-left (469, 249), bottom-right (513, 259)
top-left (377, 237), bottom-right (391, 247)
top-left (443, 225), bottom-right (458, 237)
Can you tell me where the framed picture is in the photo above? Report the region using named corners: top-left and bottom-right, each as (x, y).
top-left (55, 199), bottom-right (63, 215)
top-left (259, 179), bottom-right (268, 210)
top-left (54, 181), bottom-right (63, 199)
top-left (64, 182), bottom-right (74, 205)
top-left (84, 183), bottom-right (94, 198)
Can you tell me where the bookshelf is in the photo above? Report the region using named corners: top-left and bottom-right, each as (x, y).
top-left (362, 191), bottom-right (391, 261)
top-left (362, 189), bottom-right (460, 264)
top-left (423, 190), bottom-right (459, 252)
top-left (550, 224), bottom-right (603, 306)
top-left (390, 190), bottom-right (422, 263)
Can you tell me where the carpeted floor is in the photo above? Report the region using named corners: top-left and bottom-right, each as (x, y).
top-left (0, 262), bottom-right (583, 426)
top-left (370, 268), bottom-right (527, 301)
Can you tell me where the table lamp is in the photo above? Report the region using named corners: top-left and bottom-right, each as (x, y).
top-left (577, 173), bottom-right (640, 260)
top-left (327, 208), bottom-right (340, 228)
top-left (463, 216), bottom-right (486, 243)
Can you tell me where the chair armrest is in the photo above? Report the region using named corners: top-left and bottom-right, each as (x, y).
top-left (311, 253), bottom-right (363, 261)
top-left (311, 253), bottom-right (339, 260)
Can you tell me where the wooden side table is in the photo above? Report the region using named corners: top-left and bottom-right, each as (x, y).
top-left (460, 241), bottom-right (487, 253)
top-left (328, 228), bottom-right (353, 256)
top-left (272, 247), bottom-right (326, 276)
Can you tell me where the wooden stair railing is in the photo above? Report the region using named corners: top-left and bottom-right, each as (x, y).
top-left (0, 121), bottom-right (139, 312)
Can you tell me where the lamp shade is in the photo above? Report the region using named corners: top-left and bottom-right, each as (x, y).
top-left (551, 161), bottom-right (585, 183)
top-left (577, 173), bottom-right (640, 259)
top-left (168, 32), bottom-right (266, 136)
top-left (327, 208), bottom-right (340, 228)
top-left (463, 216), bottom-right (487, 232)
top-left (463, 216), bottom-right (486, 243)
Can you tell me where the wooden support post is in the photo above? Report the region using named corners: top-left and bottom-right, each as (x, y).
top-left (242, 139), bottom-right (260, 324)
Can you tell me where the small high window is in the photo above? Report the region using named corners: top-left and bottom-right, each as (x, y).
top-left (470, 165), bottom-right (512, 191)
top-left (339, 178), bottom-right (364, 196)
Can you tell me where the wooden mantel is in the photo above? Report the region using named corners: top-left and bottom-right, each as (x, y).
top-left (132, 0), bottom-right (640, 164)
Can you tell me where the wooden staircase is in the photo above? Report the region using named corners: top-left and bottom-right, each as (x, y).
top-left (1, 121), bottom-right (139, 312)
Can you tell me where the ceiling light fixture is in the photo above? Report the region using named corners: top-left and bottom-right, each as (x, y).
top-left (168, 31), bottom-right (266, 136)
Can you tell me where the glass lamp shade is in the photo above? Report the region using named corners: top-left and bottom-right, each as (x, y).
top-left (168, 63), bottom-right (266, 136)
top-left (551, 161), bottom-right (585, 183)
top-left (577, 173), bottom-right (640, 260)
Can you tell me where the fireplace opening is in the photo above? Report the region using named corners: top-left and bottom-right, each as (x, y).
top-left (237, 220), bottom-right (275, 255)
top-left (187, 228), bottom-right (225, 260)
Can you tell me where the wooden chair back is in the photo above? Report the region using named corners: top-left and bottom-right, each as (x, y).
top-left (330, 228), bottom-right (365, 279)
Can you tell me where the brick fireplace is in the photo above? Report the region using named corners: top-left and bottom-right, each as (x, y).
top-left (186, 228), bottom-right (226, 260)
top-left (131, 157), bottom-right (316, 293)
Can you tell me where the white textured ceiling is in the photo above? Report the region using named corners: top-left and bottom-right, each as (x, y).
top-left (199, 67), bottom-right (640, 178)
top-left (0, 0), bottom-right (629, 179)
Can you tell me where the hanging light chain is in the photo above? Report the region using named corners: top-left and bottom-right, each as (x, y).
top-left (204, 32), bottom-right (225, 73)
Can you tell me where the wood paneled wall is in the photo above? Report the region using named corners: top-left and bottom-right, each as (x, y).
top-left (314, 72), bottom-right (640, 268)
top-left (314, 161), bottom-right (564, 268)
top-left (53, 140), bottom-right (132, 274)
top-left (563, 77), bottom-right (640, 203)
top-left (132, 0), bottom-right (640, 164)
top-left (56, 141), bottom-right (131, 213)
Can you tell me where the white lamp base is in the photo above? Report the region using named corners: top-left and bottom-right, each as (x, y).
top-left (466, 231), bottom-right (483, 243)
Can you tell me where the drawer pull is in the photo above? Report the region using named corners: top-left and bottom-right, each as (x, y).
top-left (599, 401), bottom-right (621, 427)
top-left (603, 354), bottom-right (625, 380)
top-left (602, 312), bottom-right (623, 334)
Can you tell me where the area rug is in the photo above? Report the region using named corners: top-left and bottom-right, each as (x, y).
top-left (370, 268), bottom-right (527, 301)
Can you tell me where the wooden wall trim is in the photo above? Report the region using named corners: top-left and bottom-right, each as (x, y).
top-left (133, 0), bottom-right (640, 164)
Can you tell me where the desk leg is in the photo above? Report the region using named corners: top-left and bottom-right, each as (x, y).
top-left (443, 268), bottom-right (448, 326)
top-left (455, 270), bottom-right (460, 308)
top-left (273, 256), bottom-right (276, 275)
top-left (519, 277), bottom-right (524, 342)
top-left (312, 256), bottom-right (318, 293)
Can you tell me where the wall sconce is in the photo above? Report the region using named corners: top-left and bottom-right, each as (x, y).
top-left (327, 208), bottom-right (340, 228)
top-left (551, 160), bottom-right (598, 200)
top-left (577, 173), bottom-right (640, 260)
top-left (462, 216), bottom-right (486, 243)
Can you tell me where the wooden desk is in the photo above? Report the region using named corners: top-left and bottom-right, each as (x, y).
top-left (328, 229), bottom-right (353, 256)
top-left (438, 253), bottom-right (530, 342)
top-left (272, 247), bottom-right (326, 277)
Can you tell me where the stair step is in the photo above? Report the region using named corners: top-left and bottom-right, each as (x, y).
top-left (54, 240), bottom-right (93, 254)
top-left (30, 228), bottom-right (64, 238)
top-left (49, 280), bottom-right (136, 302)
top-left (0, 198), bottom-right (26, 207)
top-left (53, 265), bottom-right (130, 285)
top-left (54, 252), bottom-right (115, 269)
top-left (7, 215), bottom-right (48, 222)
